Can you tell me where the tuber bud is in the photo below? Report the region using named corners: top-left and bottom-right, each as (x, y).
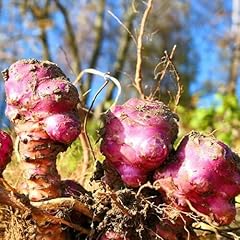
top-left (44, 113), bottom-right (81, 144)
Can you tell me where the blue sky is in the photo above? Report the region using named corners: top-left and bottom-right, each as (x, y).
top-left (0, 0), bottom-right (239, 127)
top-left (188, 0), bottom-right (240, 107)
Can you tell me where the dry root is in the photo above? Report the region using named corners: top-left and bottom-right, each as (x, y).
top-left (1, 170), bottom-right (240, 240)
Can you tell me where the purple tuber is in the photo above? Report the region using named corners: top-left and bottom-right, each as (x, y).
top-left (3, 59), bottom-right (81, 201)
top-left (3, 59), bottom-right (82, 240)
top-left (0, 130), bottom-right (13, 175)
top-left (154, 131), bottom-right (240, 225)
top-left (101, 98), bottom-right (178, 187)
top-left (44, 113), bottom-right (80, 144)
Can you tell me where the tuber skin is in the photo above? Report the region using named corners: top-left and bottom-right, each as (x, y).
top-left (3, 59), bottom-right (81, 240)
top-left (150, 223), bottom-right (181, 240)
top-left (100, 231), bottom-right (128, 240)
top-left (3, 59), bottom-right (81, 201)
top-left (3, 59), bottom-right (79, 120)
top-left (0, 130), bottom-right (13, 176)
top-left (44, 113), bottom-right (81, 144)
top-left (101, 98), bottom-right (178, 187)
top-left (61, 179), bottom-right (89, 197)
top-left (150, 218), bottom-right (197, 240)
top-left (154, 131), bottom-right (240, 225)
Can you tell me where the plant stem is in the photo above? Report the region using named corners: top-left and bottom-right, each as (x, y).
top-left (134, 0), bottom-right (153, 99)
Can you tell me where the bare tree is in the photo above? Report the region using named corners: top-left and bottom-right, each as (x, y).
top-left (228, 0), bottom-right (240, 95)
top-left (20, 0), bottom-right (52, 61)
top-left (83, 0), bottom-right (106, 103)
top-left (101, 2), bottom-right (136, 111)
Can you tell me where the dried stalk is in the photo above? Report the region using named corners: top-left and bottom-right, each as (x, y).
top-left (31, 197), bottom-right (95, 220)
top-left (153, 45), bottom-right (183, 110)
top-left (74, 69), bottom-right (121, 185)
top-left (0, 178), bottom-right (93, 235)
top-left (102, 4), bottom-right (136, 111)
top-left (80, 80), bottom-right (110, 184)
top-left (134, 0), bottom-right (153, 99)
top-left (54, 0), bottom-right (81, 75)
top-left (74, 69), bottom-right (121, 108)
top-left (28, 1), bottom-right (52, 61)
top-left (108, 9), bottom-right (137, 45)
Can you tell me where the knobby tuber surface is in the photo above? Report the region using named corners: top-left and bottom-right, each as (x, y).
top-left (101, 98), bottom-right (178, 187)
top-left (100, 231), bottom-right (127, 240)
top-left (3, 59), bottom-right (81, 201)
top-left (154, 131), bottom-right (240, 225)
top-left (2, 59), bottom-right (82, 239)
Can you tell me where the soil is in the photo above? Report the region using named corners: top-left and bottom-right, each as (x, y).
top-left (0, 161), bottom-right (239, 240)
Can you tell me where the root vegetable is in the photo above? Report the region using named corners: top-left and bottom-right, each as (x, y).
top-left (100, 231), bottom-right (127, 240)
top-left (154, 131), bottom-right (240, 225)
top-left (44, 113), bottom-right (80, 144)
top-left (3, 59), bottom-right (79, 120)
top-left (3, 59), bottom-right (81, 200)
top-left (101, 98), bottom-right (178, 187)
top-left (0, 130), bottom-right (13, 175)
top-left (3, 59), bottom-right (81, 239)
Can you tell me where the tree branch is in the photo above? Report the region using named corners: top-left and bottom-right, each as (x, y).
top-left (228, 35), bottom-right (240, 95)
top-left (28, 1), bottom-right (52, 61)
top-left (106, 5), bottom-right (136, 100)
top-left (54, 0), bottom-right (81, 75)
top-left (95, 4), bottom-right (135, 115)
top-left (54, 1), bottom-right (94, 187)
top-left (39, 28), bottom-right (52, 61)
top-left (228, 0), bottom-right (240, 95)
top-left (83, 0), bottom-right (105, 103)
